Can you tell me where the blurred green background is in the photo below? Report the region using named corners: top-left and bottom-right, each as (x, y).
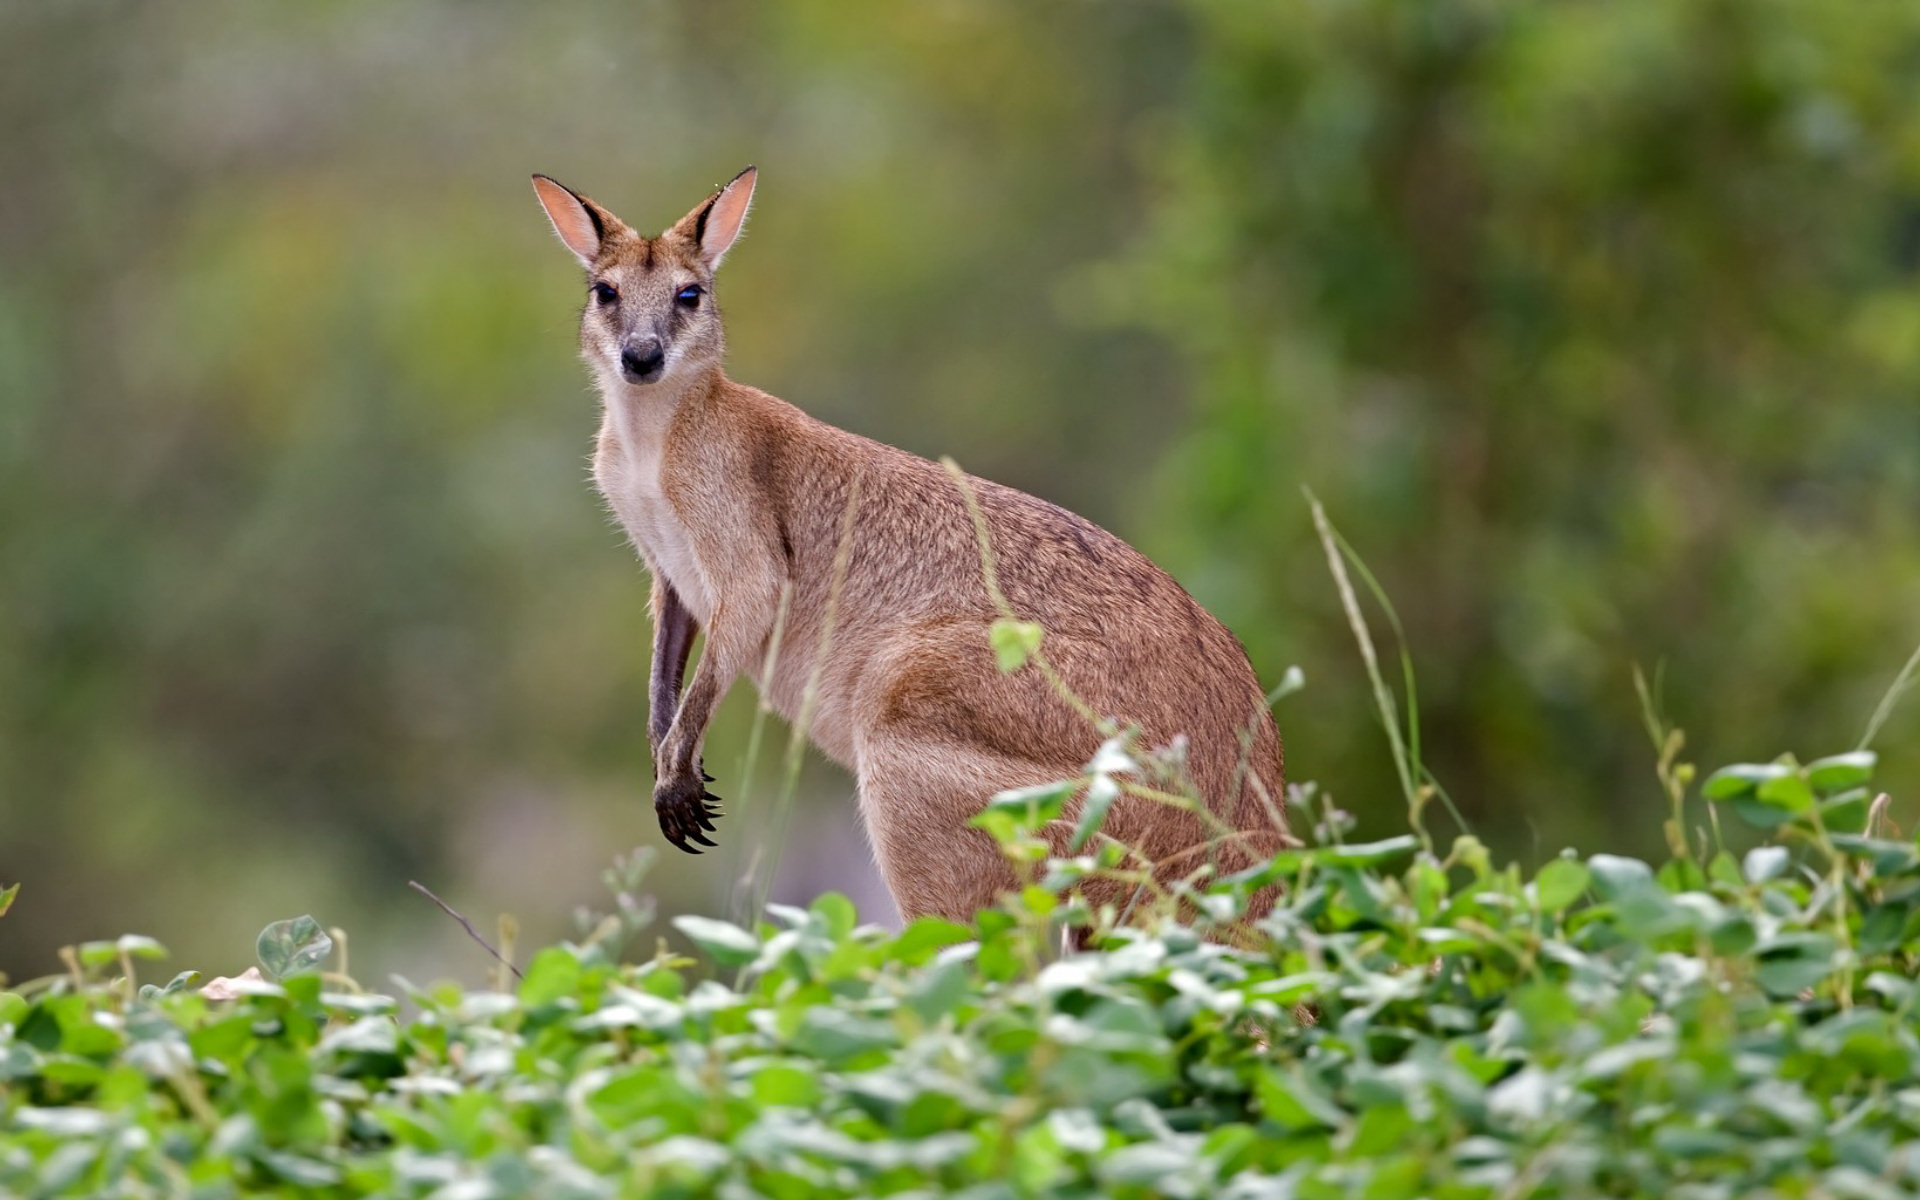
top-left (4, 0), bottom-right (1917, 983)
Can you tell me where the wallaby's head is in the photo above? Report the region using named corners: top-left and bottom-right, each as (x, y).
top-left (531, 167), bottom-right (756, 391)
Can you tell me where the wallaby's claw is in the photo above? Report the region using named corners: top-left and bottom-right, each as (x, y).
top-left (656, 777), bottom-right (725, 854)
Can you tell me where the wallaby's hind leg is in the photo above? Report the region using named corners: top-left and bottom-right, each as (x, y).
top-left (850, 619), bottom-right (1283, 928)
top-left (854, 731), bottom-right (1162, 926)
top-left (852, 623), bottom-right (1156, 925)
top-left (853, 734), bottom-right (1060, 923)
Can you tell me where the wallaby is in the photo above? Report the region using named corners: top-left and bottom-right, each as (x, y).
top-left (531, 167), bottom-right (1289, 927)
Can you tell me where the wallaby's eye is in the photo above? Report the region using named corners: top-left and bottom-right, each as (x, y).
top-left (675, 285), bottom-right (703, 308)
top-left (590, 282), bottom-right (618, 305)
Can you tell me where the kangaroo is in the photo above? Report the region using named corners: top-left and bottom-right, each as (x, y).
top-left (531, 167), bottom-right (1288, 927)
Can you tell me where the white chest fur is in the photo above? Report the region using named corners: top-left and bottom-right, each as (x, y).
top-left (594, 404), bottom-right (716, 624)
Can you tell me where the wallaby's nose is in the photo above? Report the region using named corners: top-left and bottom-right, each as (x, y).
top-left (620, 338), bottom-right (666, 383)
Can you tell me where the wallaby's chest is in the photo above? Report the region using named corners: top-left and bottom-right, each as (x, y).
top-left (594, 421), bottom-right (716, 624)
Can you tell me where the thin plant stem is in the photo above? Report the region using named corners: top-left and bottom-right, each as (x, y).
top-left (408, 881), bottom-right (523, 981)
top-left (1332, 531), bottom-right (1423, 790)
top-left (494, 915), bottom-right (518, 994)
top-left (1307, 491), bottom-right (1422, 837)
top-left (941, 457), bottom-right (1111, 734)
top-left (1329, 519), bottom-right (1470, 841)
top-left (1633, 663), bottom-right (1695, 863)
top-left (746, 470), bottom-right (865, 934)
top-left (1859, 640), bottom-right (1920, 751)
top-left (727, 581), bottom-right (794, 928)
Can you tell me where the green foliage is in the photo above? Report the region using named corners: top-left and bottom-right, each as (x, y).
top-left (989, 618), bottom-right (1045, 674)
top-left (254, 918), bottom-right (333, 984)
top-left (6, 749), bottom-right (1919, 1197)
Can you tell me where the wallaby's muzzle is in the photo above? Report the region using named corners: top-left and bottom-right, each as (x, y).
top-left (620, 336), bottom-right (666, 384)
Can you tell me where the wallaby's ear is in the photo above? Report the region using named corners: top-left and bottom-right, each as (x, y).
top-left (676, 166), bottom-right (757, 270)
top-left (531, 175), bottom-right (613, 267)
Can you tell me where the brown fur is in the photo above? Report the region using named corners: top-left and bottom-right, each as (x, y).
top-left (532, 169), bottom-right (1290, 928)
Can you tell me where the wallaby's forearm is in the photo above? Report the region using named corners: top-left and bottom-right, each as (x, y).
top-left (648, 578), bottom-right (698, 754)
top-left (652, 583), bottom-right (779, 852)
top-left (655, 536), bottom-right (785, 768)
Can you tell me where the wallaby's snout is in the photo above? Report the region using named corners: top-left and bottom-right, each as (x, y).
top-left (621, 335), bottom-right (666, 384)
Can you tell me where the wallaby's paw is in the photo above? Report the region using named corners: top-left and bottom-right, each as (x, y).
top-left (655, 776), bottom-right (724, 854)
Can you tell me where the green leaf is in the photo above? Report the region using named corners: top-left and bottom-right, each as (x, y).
top-left (890, 917), bottom-right (973, 965)
top-left (750, 1063), bottom-right (821, 1108)
top-left (256, 1150), bottom-right (341, 1187)
top-left (1658, 856), bottom-right (1707, 893)
top-left (1533, 859), bottom-right (1590, 912)
top-left (1100, 1141), bottom-right (1196, 1187)
top-left (0, 882), bottom-right (17, 917)
top-left (809, 892), bottom-right (857, 940)
top-left (77, 941), bottom-right (120, 968)
top-left (1708, 913), bottom-right (1757, 956)
top-left (1743, 845), bottom-right (1790, 883)
top-left (905, 959), bottom-right (971, 1022)
top-left (791, 1008), bottom-right (895, 1063)
top-left (1807, 750), bottom-right (1876, 792)
top-left (1408, 858), bottom-right (1448, 921)
top-left (517, 946), bottom-right (582, 1006)
top-left (672, 915), bottom-right (760, 966)
top-left (976, 780), bottom-right (1076, 835)
top-left (1755, 932), bottom-right (1841, 997)
top-left (1756, 953), bottom-right (1837, 998)
top-left (1756, 770), bottom-right (1815, 814)
top-left (1449, 835), bottom-right (1492, 878)
top-left (1317, 835), bottom-right (1419, 868)
top-left (1829, 834), bottom-right (1920, 874)
top-left (1348, 1103), bottom-right (1414, 1156)
top-left (1069, 776), bottom-right (1118, 853)
top-left (989, 618), bottom-right (1044, 672)
top-left (1587, 854), bottom-right (1656, 899)
top-left (1254, 1069), bottom-right (1344, 1131)
top-left (141, 970), bottom-right (201, 1001)
top-left (1707, 851), bottom-right (1744, 887)
top-left (117, 934), bottom-right (168, 960)
top-left (1730, 796), bottom-right (1799, 829)
top-left (255, 916), bottom-right (333, 980)
top-left (1821, 789), bottom-right (1870, 835)
top-left (1859, 905), bottom-right (1909, 954)
top-left (1702, 762), bottom-right (1792, 800)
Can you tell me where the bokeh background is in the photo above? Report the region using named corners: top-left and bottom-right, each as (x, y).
top-left (5, 0), bottom-right (1918, 983)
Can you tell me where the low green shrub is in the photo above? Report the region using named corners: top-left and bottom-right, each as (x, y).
top-left (2, 742), bottom-right (1916, 1198)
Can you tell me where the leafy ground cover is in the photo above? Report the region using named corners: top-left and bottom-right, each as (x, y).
top-left (3, 739), bottom-right (1918, 1198)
